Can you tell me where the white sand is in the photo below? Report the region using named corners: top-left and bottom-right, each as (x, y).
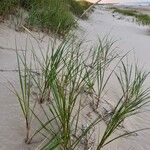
top-left (0, 6), bottom-right (150, 150)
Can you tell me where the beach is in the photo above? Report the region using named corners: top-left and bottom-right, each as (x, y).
top-left (0, 5), bottom-right (150, 150)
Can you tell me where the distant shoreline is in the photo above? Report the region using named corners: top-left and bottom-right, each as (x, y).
top-left (113, 1), bottom-right (150, 6)
top-left (111, 2), bottom-right (150, 15)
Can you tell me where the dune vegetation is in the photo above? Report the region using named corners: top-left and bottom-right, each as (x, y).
top-left (0, 0), bottom-right (93, 35)
top-left (10, 33), bottom-right (150, 150)
top-left (111, 7), bottom-right (150, 25)
top-left (1, 1), bottom-right (150, 150)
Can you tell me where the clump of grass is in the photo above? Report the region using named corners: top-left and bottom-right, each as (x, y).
top-left (27, 0), bottom-right (75, 35)
top-left (112, 7), bottom-right (150, 25)
top-left (136, 13), bottom-right (150, 25)
top-left (12, 33), bottom-right (150, 150)
top-left (26, 0), bottom-right (94, 34)
top-left (97, 62), bottom-right (150, 150)
top-left (9, 49), bottom-right (34, 143)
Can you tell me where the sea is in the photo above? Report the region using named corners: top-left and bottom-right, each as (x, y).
top-left (117, 1), bottom-right (150, 6)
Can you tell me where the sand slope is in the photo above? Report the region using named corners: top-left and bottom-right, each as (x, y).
top-left (78, 6), bottom-right (150, 150)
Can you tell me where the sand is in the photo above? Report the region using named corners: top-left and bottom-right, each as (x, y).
top-left (0, 5), bottom-right (150, 150)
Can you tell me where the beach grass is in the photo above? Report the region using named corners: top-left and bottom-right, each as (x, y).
top-left (0, 0), bottom-right (19, 16)
top-left (112, 7), bottom-right (138, 16)
top-left (0, 0), bottom-right (93, 35)
top-left (12, 33), bottom-right (150, 149)
top-left (112, 7), bottom-right (150, 25)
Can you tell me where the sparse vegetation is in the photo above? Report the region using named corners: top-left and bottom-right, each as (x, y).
top-left (12, 33), bottom-right (150, 149)
top-left (112, 7), bottom-right (137, 16)
top-left (112, 7), bottom-right (150, 25)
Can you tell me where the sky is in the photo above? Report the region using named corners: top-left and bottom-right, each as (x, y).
top-left (87, 0), bottom-right (150, 3)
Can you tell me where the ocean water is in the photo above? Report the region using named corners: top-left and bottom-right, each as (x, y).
top-left (117, 1), bottom-right (150, 6)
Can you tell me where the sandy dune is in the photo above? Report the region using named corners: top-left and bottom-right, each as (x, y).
top-left (0, 6), bottom-right (150, 150)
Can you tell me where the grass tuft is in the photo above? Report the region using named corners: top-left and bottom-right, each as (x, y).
top-left (12, 34), bottom-right (150, 149)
